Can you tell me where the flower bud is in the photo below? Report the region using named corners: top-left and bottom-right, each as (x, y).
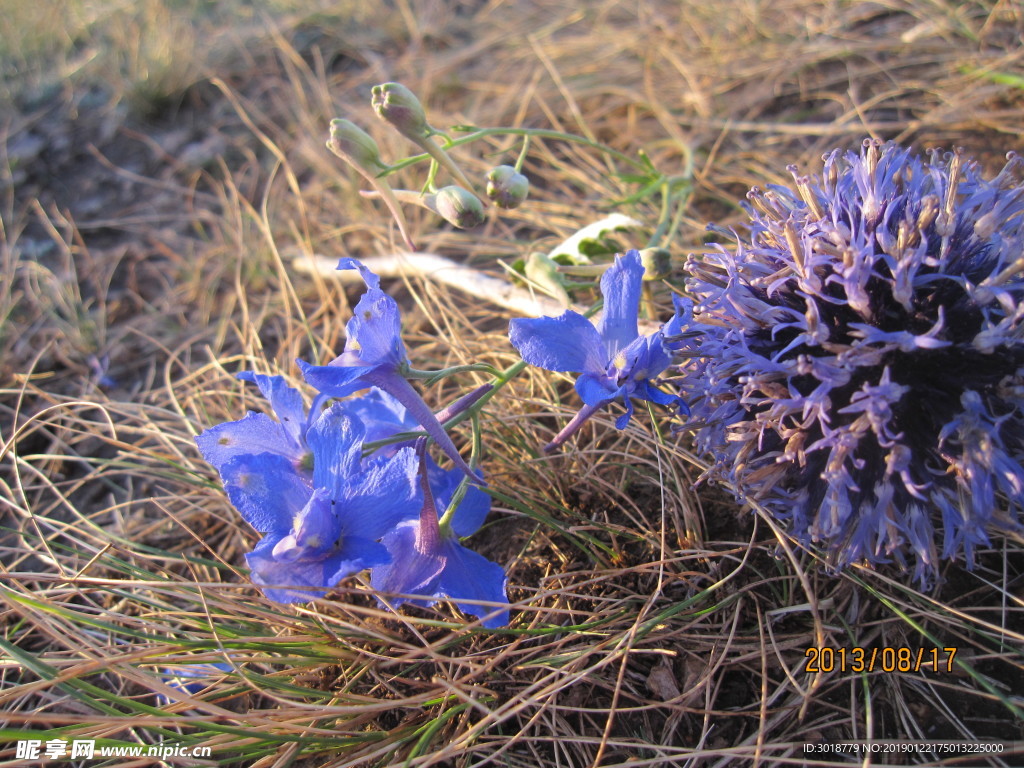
top-left (525, 251), bottom-right (569, 305)
top-left (433, 185), bottom-right (486, 229)
top-left (638, 247), bottom-right (671, 281)
top-left (485, 165), bottom-right (529, 209)
top-left (327, 119), bottom-right (385, 172)
top-left (371, 82), bottom-right (429, 139)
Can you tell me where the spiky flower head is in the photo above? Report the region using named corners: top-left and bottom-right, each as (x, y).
top-left (672, 139), bottom-right (1024, 585)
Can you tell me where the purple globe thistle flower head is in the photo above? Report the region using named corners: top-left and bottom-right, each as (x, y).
top-left (215, 404), bottom-right (421, 603)
top-left (298, 258), bottom-right (477, 479)
top-left (673, 139), bottom-right (1024, 585)
top-left (509, 249), bottom-right (688, 452)
top-left (371, 440), bottom-right (508, 627)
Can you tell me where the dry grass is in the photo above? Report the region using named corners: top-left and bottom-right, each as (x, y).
top-left (2, 1), bottom-right (1024, 766)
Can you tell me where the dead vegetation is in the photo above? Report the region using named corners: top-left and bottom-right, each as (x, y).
top-left (2, 1), bottom-right (1023, 766)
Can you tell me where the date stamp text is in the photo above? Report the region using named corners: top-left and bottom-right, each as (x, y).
top-left (804, 646), bottom-right (957, 673)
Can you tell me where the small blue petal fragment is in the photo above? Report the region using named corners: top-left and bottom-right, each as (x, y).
top-left (575, 371), bottom-right (617, 408)
top-left (345, 289), bottom-right (406, 368)
top-left (270, 488), bottom-right (340, 561)
top-left (338, 256), bottom-right (382, 290)
top-left (337, 388), bottom-right (415, 445)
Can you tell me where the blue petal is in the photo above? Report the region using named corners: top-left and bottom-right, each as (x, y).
top-left (636, 381), bottom-right (689, 413)
top-left (345, 289), bottom-right (405, 368)
top-left (370, 520), bottom-right (446, 605)
top-left (297, 358), bottom-right (374, 399)
top-left (338, 257), bottom-right (382, 290)
top-left (342, 445), bottom-right (421, 540)
top-left (450, 485), bottom-right (490, 537)
top-left (622, 334), bottom-right (673, 380)
top-left (437, 540), bottom-right (510, 628)
top-left (508, 312), bottom-right (606, 374)
top-left (219, 453), bottom-right (312, 534)
top-left (661, 295), bottom-right (693, 349)
top-left (195, 412), bottom-right (297, 472)
top-left (614, 398), bottom-right (635, 429)
top-left (334, 259), bottom-right (406, 368)
top-left (305, 403), bottom-right (365, 498)
top-left (597, 250), bottom-right (643, 358)
top-left (236, 372), bottom-right (308, 445)
top-left (575, 371), bottom-right (619, 408)
top-left (330, 536), bottom-right (392, 580)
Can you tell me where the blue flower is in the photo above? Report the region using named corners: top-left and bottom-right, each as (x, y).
top-left (509, 249), bottom-right (687, 451)
top-left (298, 258), bottom-right (477, 477)
top-left (371, 442), bottom-right (508, 627)
top-left (672, 140), bottom-right (1024, 585)
top-left (208, 403), bottom-right (421, 603)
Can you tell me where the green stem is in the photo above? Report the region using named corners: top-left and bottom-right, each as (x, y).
top-left (378, 127), bottom-right (649, 177)
top-left (514, 135), bottom-right (531, 173)
top-left (648, 175), bottom-right (692, 249)
top-left (648, 179), bottom-right (672, 249)
top-left (437, 412), bottom-right (482, 536)
top-left (662, 184), bottom-right (691, 247)
top-left (423, 159), bottom-right (440, 194)
top-left (349, 173), bottom-right (417, 251)
top-left (460, 358), bottom-right (530, 414)
top-left (327, 140), bottom-right (417, 251)
top-left (410, 135), bottom-right (480, 199)
top-left (404, 363), bottom-right (502, 383)
top-left (641, 282), bottom-right (656, 321)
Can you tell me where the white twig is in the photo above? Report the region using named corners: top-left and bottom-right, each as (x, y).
top-left (289, 249), bottom-right (661, 332)
top-left (290, 250), bottom-right (577, 317)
